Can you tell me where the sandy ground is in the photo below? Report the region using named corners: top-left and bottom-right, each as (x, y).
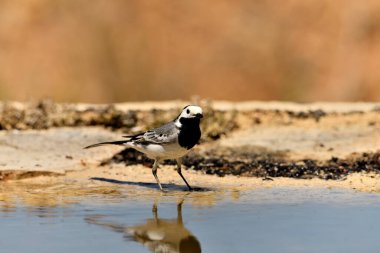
top-left (0, 127), bottom-right (122, 173)
top-left (0, 101), bottom-right (380, 207)
top-left (221, 111), bottom-right (380, 160)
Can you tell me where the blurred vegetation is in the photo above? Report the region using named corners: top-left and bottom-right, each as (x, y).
top-left (0, 100), bottom-right (238, 142)
top-left (0, 0), bottom-right (380, 102)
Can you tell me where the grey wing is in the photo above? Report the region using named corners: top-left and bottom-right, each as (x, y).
top-left (128, 122), bottom-right (179, 145)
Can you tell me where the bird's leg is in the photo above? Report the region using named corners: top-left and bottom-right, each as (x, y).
top-left (177, 198), bottom-right (184, 225)
top-left (152, 159), bottom-right (164, 191)
top-left (176, 158), bottom-right (193, 191)
top-left (152, 202), bottom-right (159, 223)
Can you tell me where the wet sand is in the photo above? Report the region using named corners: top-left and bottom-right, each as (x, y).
top-left (1, 163), bottom-right (379, 208)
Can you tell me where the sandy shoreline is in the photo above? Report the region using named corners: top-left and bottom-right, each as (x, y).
top-left (1, 163), bottom-right (379, 211)
top-left (6, 163), bottom-right (380, 193)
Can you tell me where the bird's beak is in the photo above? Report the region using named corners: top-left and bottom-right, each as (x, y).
top-left (195, 113), bottom-right (203, 118)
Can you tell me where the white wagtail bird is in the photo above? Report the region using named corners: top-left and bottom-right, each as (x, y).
top-left (84, 105), bottom-right (203, 191)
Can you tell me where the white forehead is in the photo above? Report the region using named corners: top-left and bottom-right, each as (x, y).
top-left (183, 105), bottom-right (202, 114)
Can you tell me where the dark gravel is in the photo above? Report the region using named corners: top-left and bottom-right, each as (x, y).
top-left (102, 148), bottom-right (380, 180)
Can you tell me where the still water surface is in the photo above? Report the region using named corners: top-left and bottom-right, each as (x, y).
top-left (1, 186), bottom-right (380, 253)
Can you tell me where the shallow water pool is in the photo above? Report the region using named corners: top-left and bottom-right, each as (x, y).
top-left (1, 186), bottom-right (380, 253)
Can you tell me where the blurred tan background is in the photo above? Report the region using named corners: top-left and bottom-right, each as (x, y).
top-left (0, 0), bottom-right (380, 103)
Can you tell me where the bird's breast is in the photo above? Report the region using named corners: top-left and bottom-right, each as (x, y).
top-left (178, 124), bottom-right (201, 150)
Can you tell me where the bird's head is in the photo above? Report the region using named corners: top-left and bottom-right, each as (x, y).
top-left (175, 105), bottom-right (203, 127)
top-left (178, 105), bottom-right (203, 120)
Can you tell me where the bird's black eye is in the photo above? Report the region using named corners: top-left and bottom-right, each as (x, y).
top-left (186, 109), bottom-right (190, 114)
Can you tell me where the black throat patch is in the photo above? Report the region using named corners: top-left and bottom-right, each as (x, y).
top-left (178, 117), bottom-right (201, 149)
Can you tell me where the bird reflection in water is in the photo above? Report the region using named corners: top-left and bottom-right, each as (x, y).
top-left (85, 199), bottom-right (201, 253)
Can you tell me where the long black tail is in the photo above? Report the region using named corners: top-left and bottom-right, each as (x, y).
top-left (84, 140), bottom-right (128, 149)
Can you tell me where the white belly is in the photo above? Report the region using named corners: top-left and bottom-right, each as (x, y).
top-left (130, 143), bottom-right (190, 160)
